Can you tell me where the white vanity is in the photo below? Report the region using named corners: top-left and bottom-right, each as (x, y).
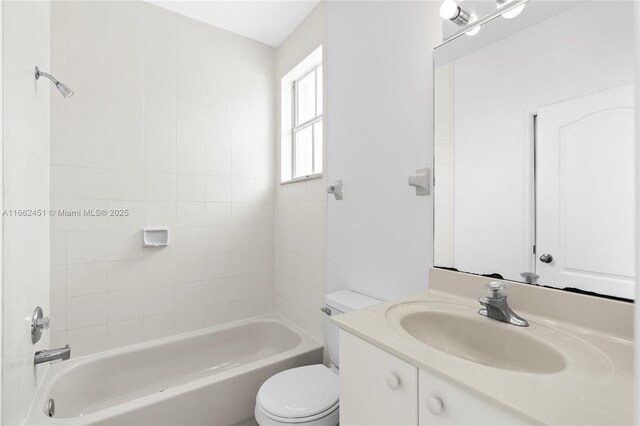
top-left (333, 268), bottom-right (634, 425)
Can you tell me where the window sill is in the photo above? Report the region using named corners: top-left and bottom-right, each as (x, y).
top-left (280, 173), bottom-right (323, 185)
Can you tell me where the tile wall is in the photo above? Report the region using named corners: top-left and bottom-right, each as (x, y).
top-left (49, 1), bottom-right (276, 356)
top-left (2, 1), bottom-right (51, 423)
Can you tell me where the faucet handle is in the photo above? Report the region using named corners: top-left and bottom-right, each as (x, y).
top-left (486, 281), bottom-right (507, 298)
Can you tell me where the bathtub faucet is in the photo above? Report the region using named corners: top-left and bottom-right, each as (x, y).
top-left (34, 344), bottom-right (71, 365)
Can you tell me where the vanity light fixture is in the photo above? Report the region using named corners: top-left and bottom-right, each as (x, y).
top-left (439, 0), bottom-right (481, 36)
top-left (495, 0), bottom-right (525, 19)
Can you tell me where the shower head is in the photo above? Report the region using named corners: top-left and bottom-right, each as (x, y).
top-left (35, 66), bottom-right (74, 98)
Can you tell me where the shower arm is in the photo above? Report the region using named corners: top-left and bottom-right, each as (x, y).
top-left (35, 66), bottom-right (60, 85)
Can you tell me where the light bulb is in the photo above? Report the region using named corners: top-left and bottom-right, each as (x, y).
top-left (501, 3), bottom-right (525, 19)
top-left (440, 0), bottom-right (459, 20)
top-left (465, 15), bottom-right (481, 36)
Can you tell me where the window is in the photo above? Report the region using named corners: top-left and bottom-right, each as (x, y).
top-left (281, 46), bottom-right (323, 183)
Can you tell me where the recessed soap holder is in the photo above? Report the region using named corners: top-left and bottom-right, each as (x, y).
top-left (143, 228), bottom-right (170, 247)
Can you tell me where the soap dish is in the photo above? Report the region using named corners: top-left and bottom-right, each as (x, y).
top-left (143, 228), bottom-right (169, 247)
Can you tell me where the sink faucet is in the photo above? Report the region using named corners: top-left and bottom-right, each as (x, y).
top-left (34, 344), bottom-right (71, 365)
top-left (478, 281), bottom-right (528, 327)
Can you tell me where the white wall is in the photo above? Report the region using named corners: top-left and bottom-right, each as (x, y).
top-left (275, 3), bottom-right (327, 341)
top-left (2, 1), bottom-right (51, 424)
top-left (448, 2), bottom-right (634, 282)
top-left (49, 1), bottom-right (276, 356)
top-left (325, 1), bottom-right (441, 301)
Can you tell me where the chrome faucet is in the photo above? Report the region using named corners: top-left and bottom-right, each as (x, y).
top-left (478, 281), bottom-right (529, 327)
top-left (34, 345), bottom-right (71, 365)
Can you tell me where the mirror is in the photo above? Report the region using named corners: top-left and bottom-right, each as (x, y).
top-left (433, 1), bottom-right (635, 300)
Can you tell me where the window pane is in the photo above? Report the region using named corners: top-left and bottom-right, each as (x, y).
top-left (296, 71), bottom-right (316, 125)
top-left (294, 126), bottom-right (313, 177)
top-left (316, 66), bottom-right (323, 115)
top-left (313, 122), bottom-right (323, 174)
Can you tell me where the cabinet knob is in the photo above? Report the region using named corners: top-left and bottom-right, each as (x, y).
top-left (386, 374), bottom-right (401, 390)
top-left (426, 396), bottom-right (444, 415)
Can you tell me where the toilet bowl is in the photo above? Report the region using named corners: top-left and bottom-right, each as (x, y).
top-left (255, 290), bottom-right (382, 425)
top-left (254, 365), bottom-right (339, 425)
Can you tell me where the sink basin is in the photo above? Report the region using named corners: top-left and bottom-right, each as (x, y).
top-left (398, 309), bottom-right (567, 374)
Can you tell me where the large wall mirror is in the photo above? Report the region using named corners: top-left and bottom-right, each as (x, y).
top-left (433, 1), bottom-right (636, 300)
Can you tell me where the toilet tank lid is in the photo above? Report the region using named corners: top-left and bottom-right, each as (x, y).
top-left (324, 290), bottom-right (382, 313)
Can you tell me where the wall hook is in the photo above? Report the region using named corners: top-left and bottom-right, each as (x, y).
top-left (408, 168), bottom-right (430, 196)
top-left (327, 180), bottom-right (343, 200)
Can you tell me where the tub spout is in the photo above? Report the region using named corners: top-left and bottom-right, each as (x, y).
top-left (34, 345), bottom-right (71, 365)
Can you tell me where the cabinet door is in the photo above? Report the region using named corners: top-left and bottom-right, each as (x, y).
top-left (418, 369), bottom-right (526, 425)
top-left (340, 330), bottom-right (418, 425)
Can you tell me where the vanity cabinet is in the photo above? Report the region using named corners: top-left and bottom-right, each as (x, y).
top-left (339, 330), bottom-right (525, 426)
top-left (339, 330), bottom-right (418, 425)
top-left (418, 369), bottom-right (524, 425)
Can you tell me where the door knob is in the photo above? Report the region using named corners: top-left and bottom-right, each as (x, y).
top-left (539, 253), bottom-right (553, 263)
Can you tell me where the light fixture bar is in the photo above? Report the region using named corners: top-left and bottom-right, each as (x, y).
top-left (440, 0), bottom-right (529, 44)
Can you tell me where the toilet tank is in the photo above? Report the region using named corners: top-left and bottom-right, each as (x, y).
top-left (323, 290), bottom-right (382, 368)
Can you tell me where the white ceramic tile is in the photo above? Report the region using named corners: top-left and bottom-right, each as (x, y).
top-left (108, 230), bottom-right (143, 261)
top-left (108, 318), bottom-right (144, 349)
top-left (145, 146), bottom-right (176, 173)
top-left (67, 231), bottom-right (108, 264)
top-left (177, 174), bottom-right (205, 201)
top-left (50, 297), bottom-right (68, 331)
top-left (67, 262), bottom-right (108, 297)
top-left (66, 199), bottom-right (108, 231)
top-left (205, 177), bottom-right (231, 202)
top-left (229, 298), bottom-right (254, 321)
top-left (205, 150), bottom-right (231, 177)
top-left (108, 259), bottom-right (143, 291)
top-left (67, 127), bottom-right (108, 169)
top-left (176, 228), bottom-right (208, 255)
top-left (107, 200), bottom-right (144, 230)
top-left (145, 172), bottom-right (177, 201)
top-left (176, 281), bottom-right (208, 309)
top-left (143, 285), bottom-right (176, 316)
top-left (68, 167), bottom-right (108, 199)
top-left (177, 149), bottom-right (205, 175)
top-left (176, 255), bottom-right (209, 283)
top-left (67, 325), bottom-right (108, 357)
top-left (143, 256), bottom-right (177, 286)
top-left (143, 312), bottom-right (175, 341)
top-left (67, 293), bottom-right (108, 329)
top-left (109, 138), bottom-right (144, 172)
top-left (50, 165), bottom-right (68, 198)
top-left (175, 307), bottom-right (204, 333)
top-left (109, 170), bottom-right (144, 200)
top-left (49, 2), bottom-right (279, 356)
top-left (144, 201), bottom-right (176, 228)
top-left (204, 303), bottom-right (231, 327)
top-left (51, 264), bottom-right (68, 299)
top-left (177, 202), bottom-right (205, 228)
top-left (108, 289), bottom-right (143, 322)
top-left (205, 202), bottom-right (231, 228)
top-left (51, 231), bottom-right (68, 266)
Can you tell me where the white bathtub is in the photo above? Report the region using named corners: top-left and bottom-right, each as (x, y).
top-left (26, 316), bottom-right (323, 426)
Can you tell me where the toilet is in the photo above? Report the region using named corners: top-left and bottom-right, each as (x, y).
top-left (254, 290), bottom-right (382, 425)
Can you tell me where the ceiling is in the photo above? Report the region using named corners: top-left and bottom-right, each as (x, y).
top-left (149, 0), bottom-right (321, 47)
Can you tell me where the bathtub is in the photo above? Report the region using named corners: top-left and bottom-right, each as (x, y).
top-left (26, 316), bottom-right (323, 426)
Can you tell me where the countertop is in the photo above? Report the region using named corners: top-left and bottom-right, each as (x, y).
top-left (332, 269), bottom-right (634, 425)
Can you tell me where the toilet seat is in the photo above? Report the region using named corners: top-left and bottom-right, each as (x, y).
top-left (255, 365), bottom-right (339, 425)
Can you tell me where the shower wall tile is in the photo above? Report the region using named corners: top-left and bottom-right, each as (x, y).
top-left (2, 2), bottom-right (51, 421)
top-left (50, 0), bottom-right (276, 356)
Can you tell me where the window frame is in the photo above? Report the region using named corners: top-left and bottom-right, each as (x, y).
top-left (287, 64), bottom-right (323, 182)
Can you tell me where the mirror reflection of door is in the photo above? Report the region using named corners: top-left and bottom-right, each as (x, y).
top-left (432, 1), bottom-right (636, 299)
top-left (536, 85), bottom-right (635, 299)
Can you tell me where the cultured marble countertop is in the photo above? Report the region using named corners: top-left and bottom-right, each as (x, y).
top-left (332, 270), bottom-right (634, 425)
